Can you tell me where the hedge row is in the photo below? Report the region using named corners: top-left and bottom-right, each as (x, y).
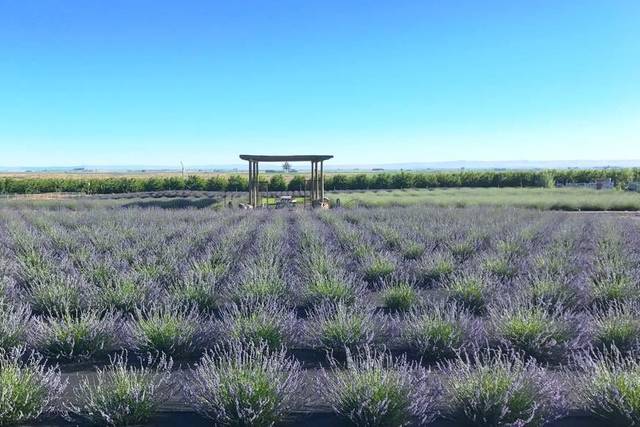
top-left (1, 169), bottom-right (639, 194)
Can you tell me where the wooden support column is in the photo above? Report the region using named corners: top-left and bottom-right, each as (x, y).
top-left (315, 161), bottom-right (320, 200)
top-left (309, 162), bottom-right (316, 201)
top-left (248, 161), bottom-right (253, 205)
top-left (254, 161), bottom-right (259, 206)
top-left (320, 160), bottom-right (324, 200)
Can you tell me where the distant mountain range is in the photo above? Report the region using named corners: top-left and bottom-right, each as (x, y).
top-left (1, 160), bottom-right (639, 173)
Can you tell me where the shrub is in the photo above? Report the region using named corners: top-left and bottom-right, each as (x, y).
top-left (440, 349), bottom-right (564, 426)
top-left (400, 303), bottom-right (476, 361)
top-left (529, 278), bottom-right (578, 308)
top-left (319, 347), bottom-right (436, 426)
top-left (591, 274), bottom-right (639, 306)
top-left (0, 348), bottom-right (67, 425)
top-left (363, 256), bottom-right (396, 284)
top-left (401, 242), bottom-right (425, 260)
top-left (417, 254), bottom-right (455, 286)
top-left (27, 276), bottom-right (88, 315)
top-left (169, 276), bottom-right (220, 312)
top-left (185, 341), bottom-right (303, 427)
top-left (126, 305), bottom-right (205, 358)
top-left (489, 302), bottom-right (576, 362)
top-left (32, 309), bottom-right (120, 362)
top-left (590, 303), bottom-right (640, 352)
top-left (98, 279), bottom-right (152, 314)
top-left (576, 348), bottom-right (640, 425)
top-left (231, 270), bottom-right (290, 304)
top-left (304, 277), bottom-right (361, 307)
top-left (450, 241), bottom-right (476, 261)
top-left (307, 303), bottom-right (380, 352)
top-left (381, 282), bottom-right (419, 312)
top-left (445, 276), bottom-right (490, 315)
top-left (219, 300), bottom-right (298, 350)
top-left (0, 304), bottom-right (31, 351)
top-left (70, 352), bottom-right (173, 426)
top-left (482, 256), bottom-right (517, 280)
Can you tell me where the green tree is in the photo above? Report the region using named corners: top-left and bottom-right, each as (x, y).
top-left (287, 175), bottom-right (305, 191)
top-left (269, 175), bottom-right (287, 191)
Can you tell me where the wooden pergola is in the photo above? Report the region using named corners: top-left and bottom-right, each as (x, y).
top-left (239, 154), bottom-right (333, 207)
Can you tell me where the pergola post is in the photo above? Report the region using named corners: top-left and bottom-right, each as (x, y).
top-left (248, 160), bottom-right (253, 205)
top-left (320, 161), bottom-right (324, 200)
top-left (253, 162), bottom-right (260, 208)
top-left (315, 161), bottom-right (320, 200)
top-left (312, 161), bottom-right (316, 200)
top-left (248, 160), bottom-right (259, 207)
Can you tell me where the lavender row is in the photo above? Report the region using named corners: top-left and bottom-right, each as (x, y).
top-left (2, 343), bottom-right (640, 426)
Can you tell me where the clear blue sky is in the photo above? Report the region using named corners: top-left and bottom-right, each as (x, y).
top-left (1, 0), bottom-right (639, 167)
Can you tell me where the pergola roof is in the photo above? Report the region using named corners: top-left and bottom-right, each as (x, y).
top-left (239, 154), bottom-right (333, 162)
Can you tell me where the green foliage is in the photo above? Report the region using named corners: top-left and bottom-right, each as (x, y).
top-left (381, 283), bottom-right (419, 312)
top-left (592, 304), bottom-right (640, 352)
top-left (286, 175), bottom-right (306, 191)
top-left (3, 168), bottom-right (640, 195)
top-left (320, 349), bottom-right (425, 427)
top-left (446, 277), bottom-right (489, 315)
top-left (128, 305), bottom-right (202, 358)
top-left (186, 342), bottom-right (303, 427)
top-left (305, 277), bottom-right (358, 306)
top-left (402, 305), bottom-right (471, 361)
top-left (71, 352), bottom-right (172, 426)
top-left (33, 309), bottom-right (119, 362)
top-left (269, 175), bottom-right (287, 191)
top-left (578, 349), bottom-right (640, 425)
top-left (363, 256), bottom-right (395, 283)
top-left (0, 348), bottom-right (66, 425)
top-left (443, 350), bottom-right (559, 426)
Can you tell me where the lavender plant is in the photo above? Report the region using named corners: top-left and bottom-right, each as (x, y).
top-left (126, 304), bottom-right (206, 358)
top-left (589, 302), bottom-right (640, 352)
top-left (0, 304), bottom-right (31, 351)
top-left (98, 278), bottom-right (154, 314)
top-left (27, 275), bottom-right (91, 315)
top-left (319, 347), bottom-right (437, 426)
top-left (488, 300), bottom-right (578, 362)
top-left (400, 303), bottom-right (478, 361)
top-left (439, 348), bottom-right (564, 426)
top-left (416, 253), bottom-right (455, 286)
top-left (363, 255), bottom-right (396, 284)
top-left (445, 275), bottom-right (491, 315)
top-left (168, 273), bottom-right (221, 312)
top-left (575, 348), bottom-right (640, 425)
top-left (185, 341), bottom-right (304, 427)
top-left (306, 302), bottom-right (381, 352)
top-left (70, 352), bottom-right (173, 426)
top-left (304, 275), bottom-right (363, 307)
top-left (219, 299), bottom-right (298, 349)
top-left (32, 308), bottom-right (121, 362)
top-left (380, 282), bottom-right (419, 312)
top-left (0, 347), bottom-right (67, 425)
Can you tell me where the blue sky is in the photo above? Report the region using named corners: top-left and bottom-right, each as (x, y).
top-left (1, 0), bottom-right (639, 167)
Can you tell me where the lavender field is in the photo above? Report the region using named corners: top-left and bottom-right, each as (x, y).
top-left (1, 203), bottom-right (640, 426)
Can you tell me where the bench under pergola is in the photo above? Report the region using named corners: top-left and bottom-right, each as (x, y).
top-left (239, 154), bottom-right (333, 207)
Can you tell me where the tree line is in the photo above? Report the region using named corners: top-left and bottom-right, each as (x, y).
top-left (1, 169), bottom-right (639, 195)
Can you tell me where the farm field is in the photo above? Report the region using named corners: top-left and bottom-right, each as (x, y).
top-left (3, 187), bottom-right (640, 212)
top-left (1, 202), bottom-right (640, 426)
top-left (331, 187), bottom-right (640, 211)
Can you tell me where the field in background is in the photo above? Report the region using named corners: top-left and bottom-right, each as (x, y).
top-left (330, 187), bottom-right (640, 211)
top-left (1, 187), bottom-right (639, 211)
top-left (2, 168), bottom-right (640, 195)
